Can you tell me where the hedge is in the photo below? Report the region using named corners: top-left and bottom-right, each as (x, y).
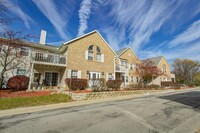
top-left (65, 78), bottom-right (88, 90)
top-left (106, 80), bottom-right (122, 90)
top-left (7, 76), bottom-right (29, 91)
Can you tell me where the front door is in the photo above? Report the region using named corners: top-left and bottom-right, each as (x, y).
top-left (120, 73), bottom-right (126, 87)
top-left (88, 72), bottom-right (100, 87)
top-left (45, 72), bottom-right (59, 86)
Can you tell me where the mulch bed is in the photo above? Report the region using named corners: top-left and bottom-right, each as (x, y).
top-left (0, 90), bottom-right (51, 98)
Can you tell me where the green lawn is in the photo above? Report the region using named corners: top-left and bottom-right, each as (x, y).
top-left (0, 94), bottom-right (72, 110)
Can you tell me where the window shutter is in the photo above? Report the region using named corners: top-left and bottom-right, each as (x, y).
top-left (78, 71), bottom-right (81, 78)
top-left (85, 51), bottom-right (88, 60)
top-left (68, 69), bottom-right (71, 78)
top-left (101, 54), bottom-right (104, 62)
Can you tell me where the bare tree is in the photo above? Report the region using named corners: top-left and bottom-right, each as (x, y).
top-left (0, 30), bottom-right (30, 88)
top-left (136, 60), bottom-right (163, 86)
top-left (172, 58), bottom-right (200, 83)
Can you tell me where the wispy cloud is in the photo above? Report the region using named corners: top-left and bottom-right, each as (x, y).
top-left (77, 0), bottom-right (92, 36)
top-left (32, 0), bottom-right (70, 40)
top-left (168, 20), bottom-right (200, 47)
top-left (139, 19), bottom-right (200, 61)
top-left (6, 0), bottom-right (35, 29)
top-left (95, 0), bottom-right (200, 57)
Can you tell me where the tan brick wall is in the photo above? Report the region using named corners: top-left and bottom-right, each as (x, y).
top-left (117, 48), bottom-right (140, 84)
top-left (66, 32), bottom-right (115, 79)
top-left (119, 48), bottom-right (140, 75)
top-left (157, 57), bottom-right (171, 80)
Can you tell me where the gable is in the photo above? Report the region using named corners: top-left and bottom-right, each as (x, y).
top-left (119, 48), bottom-right (139, 64)
top-left (61, 30), bottom-right (116, 56)
top-left (158, 57), bottom-right (170, 69)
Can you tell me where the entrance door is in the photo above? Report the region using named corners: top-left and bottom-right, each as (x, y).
top-left (45, 72), bottom-right (59, 86)
top-left (120, 73), bottom-right (126, 87)
top-left (88, 72), bottom-right (100, 87)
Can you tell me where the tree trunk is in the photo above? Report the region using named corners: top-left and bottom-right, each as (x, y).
top-left (0, 72), bottom-right (5, 88)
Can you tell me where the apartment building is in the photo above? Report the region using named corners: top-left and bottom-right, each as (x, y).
top-left (142, 56), bottom-right (175, 85)
top-left (0, 30), bottom-right (175, 90)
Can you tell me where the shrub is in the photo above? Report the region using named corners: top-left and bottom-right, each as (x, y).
top-left (148, 84), bottom-right (160, 89)
top-left (127, 84), bottom-right (143, 90)
top-left (186, 82), bottom-right (196, 87)
top-left (106, 80), bottom-right (122, 90)
top-left (65, 78), bottom-right (88, 90)
top-left (90, 78), bottom-right (106, 92)
top-left (7, 76), bottom-right (29, 91)
top-left (161, 82), bottom-right (177, 87)
top-left (195, 80), bottom-right (200, 86)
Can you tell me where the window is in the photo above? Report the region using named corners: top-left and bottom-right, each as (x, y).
top-left (162, 65), bottom-right (167, 73)
top-left (45, 72), bottom-right (58, 86)
top-left (126, 76), bottom-right (128, 83)
top-left (88, 45), bottom-right (94, 61)
top-left (88, 51), bottom-right (93, 60)
top-left (131, 76), bottom-right (134, 82)
top-left (89, 72), bottom-right (100, 79)
top-left (16, 69), bottom-right (26, 75)
top-left (71, 70), bottom-right (78, 78)
top-left (97, 46), bottom-right (101, 53)
top-left (20, 47), bottom-right (29, 56)
top-left (88, 45), bottom-right (94, 51)
top-left (108, 73), bottom-right (113, 80)
top-left (96, 53), bottom-right (101, 62)
top-left (34, 73), bottom-right (41, 83)
top-left (130, 64), bottom-right (133, 70)
top-left (136, 77), bottom-right (139, 83)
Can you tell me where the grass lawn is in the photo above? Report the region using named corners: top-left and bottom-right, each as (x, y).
top-left (0, 94), bottom-right (72, 110)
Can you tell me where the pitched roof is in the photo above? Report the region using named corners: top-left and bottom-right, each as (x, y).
top-left (60, 30), bottom-right (117, 56)
top-left (115, 48), bottom-right (129, 56)
top-left (142, 56), bottom-right (163, 66)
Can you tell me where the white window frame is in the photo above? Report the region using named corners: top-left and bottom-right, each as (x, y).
top-left (20, 47), bottom-right (29, 56)
top-left (131, 76), bottom-right (134, 82)
top-left (71, 70), bottom-right (78, 78)
top-left (88, 51), bottom-right (93, 61)
top-left (108, 73), bottom-right (113, 80)
top-left (89, 72), bottom-right (100, 80)
top-left (16, 69), bottom-right (26, 75)
top-left (96, 53), bottom-right (101, 62)
top-left (44, 71), bottom-right (60, 86)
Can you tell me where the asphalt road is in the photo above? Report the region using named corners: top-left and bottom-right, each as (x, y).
top-left (0, 89), bottom-right (200, 133)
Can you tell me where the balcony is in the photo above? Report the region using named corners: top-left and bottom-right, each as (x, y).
top-left (115, 64), bottom-right (127, 72)
top-left (31, 51), bottom-right (66, 67)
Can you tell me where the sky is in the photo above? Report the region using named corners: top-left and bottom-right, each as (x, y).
top-left (4, 0), bottom-right (200, 63)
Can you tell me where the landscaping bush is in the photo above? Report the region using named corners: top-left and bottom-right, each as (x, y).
top-left (65, 78), bottom-right (88, 90)
top-left (90, 78), bottom-right (107, 92)
top-left (106, 80), bottom-right (122, 90)
top-left (186, 82), bottom-right (196, 87)
top-left (147, 84), bottom-right (160, 89)
top-left (161, 82), bottom-right (177, 87)
top-left (126, 84), bottom-right (143, 90)
top-left (7, 76), bottom-right (29, 91)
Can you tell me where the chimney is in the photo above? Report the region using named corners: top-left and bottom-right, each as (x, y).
top-left (39, 30), bottom-right (47, 45)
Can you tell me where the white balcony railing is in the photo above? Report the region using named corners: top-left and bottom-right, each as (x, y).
top-left (115, 64), bottom-right (127, 72)
top-left (31, 51), bottom-right (66, 66)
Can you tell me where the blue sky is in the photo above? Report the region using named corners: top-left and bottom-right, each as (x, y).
top-left (5, 0), bottom-right (200, 63)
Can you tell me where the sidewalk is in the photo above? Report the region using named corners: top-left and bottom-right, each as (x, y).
top-left (0, 88), bottom-right (198, 118)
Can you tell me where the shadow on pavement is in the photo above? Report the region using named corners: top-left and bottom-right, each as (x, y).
top-left (159, 91), bottom-right (200, 109)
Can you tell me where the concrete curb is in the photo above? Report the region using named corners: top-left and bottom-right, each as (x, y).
top-left (0, 88), bottom-right (198, 118)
